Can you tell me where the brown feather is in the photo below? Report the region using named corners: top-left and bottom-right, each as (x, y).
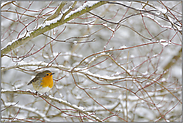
top-left (27, 70), bottom-right (52, 85)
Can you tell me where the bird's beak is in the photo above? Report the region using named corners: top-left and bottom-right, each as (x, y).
top-left (51, 73), bottom-right (55, 75)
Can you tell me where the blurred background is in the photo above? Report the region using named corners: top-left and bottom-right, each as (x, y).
top-left (1, 1), bottom-right (182, 122)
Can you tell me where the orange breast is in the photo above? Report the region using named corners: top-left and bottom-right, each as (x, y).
top-left (41, 75), bottom-right (54, 88)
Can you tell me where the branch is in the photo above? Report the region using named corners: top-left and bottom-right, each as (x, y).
top-left (1, 90), bottom-right (102, 122)
top-left (1, 1), bottom-right (108, 57)
top-left (44, 1), bottom-right (67, 22)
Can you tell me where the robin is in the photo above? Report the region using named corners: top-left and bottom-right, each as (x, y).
top-left (27, 70), bottom-right (54, 94)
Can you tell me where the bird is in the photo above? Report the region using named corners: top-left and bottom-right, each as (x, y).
top-left (27, 70), bottom-right (54, 94)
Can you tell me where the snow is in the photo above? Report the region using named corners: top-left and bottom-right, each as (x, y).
top-left (76, 68), bottom-right (124, 81)
top-left (159, 39), bottom-right (171, 47)
top-left (75, 95), bottom-right (82, 99)
top-left (63, 55), bottom-right (70, 61)
top-left (1, 1), bottom-right (181, 122)
top-left (16, 60), bottom-right (70, 71)
top-left (73, 105), bottom-right (85, 110)
top-left (73, 41), bottom-right (77, 45)
top-left (130, 55), bottom-right (135, 58)
top-left (65, 1), bottom-right (100, 19)
top-left (56, 85), bottom-right (63, 89)
top-left (144, 14), bottom-right (173, 29)
top-left (100, 52), bottom-right (106, 55)
top-left (120, 45), bottom-right (127, 49)
top-left (4, 102), bottom-right (50, 121)
top-left (161, 78), bottom-right (166, 81)
top-left (44, 14), bottom-right (62, 26)
top-left (118, 94), bottom-right (123, 100)
top-left (41, 1), bottom-right (100, 29)
top-left (142, 71), bottom-right (148, 75)
top-left (14, 83), bottom-right (24, 89)
top-left (109, 47), bottom-right (113, 50)
top-left (127, 95), bottom-right (139, 100)
top-left (2, 39), bottom-right (17, 50)
top-left (43, 52), bottom-right (83, 59)
top-left (103, 23), bottom-right (107, 26)
top-left (49, 95), bottom-right (70, 104)
top-left (1, 1), bottom-right (10, 7)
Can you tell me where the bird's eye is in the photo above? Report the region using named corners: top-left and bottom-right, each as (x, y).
top-left (47, 74), bottom-right (49, 76)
